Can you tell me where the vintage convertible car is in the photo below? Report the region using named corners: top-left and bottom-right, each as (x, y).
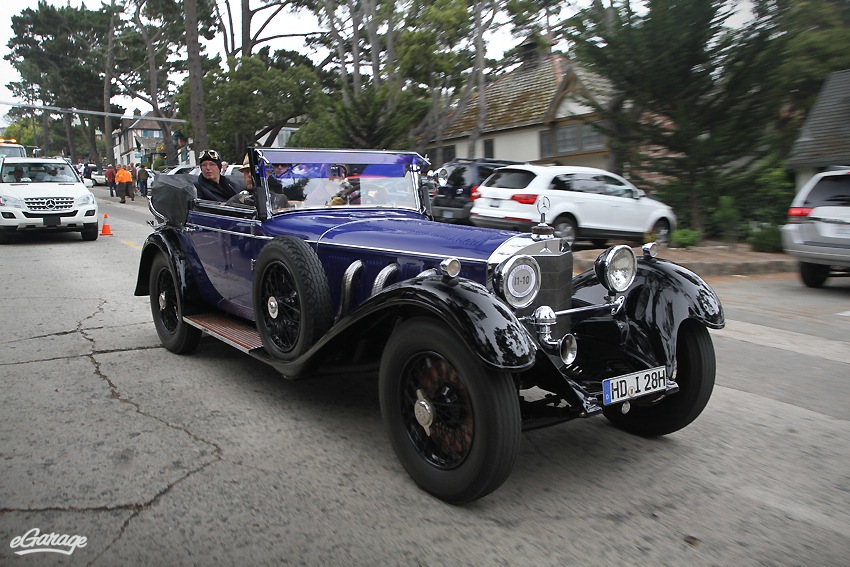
top-left (135, 148), bottom-right (724, 504)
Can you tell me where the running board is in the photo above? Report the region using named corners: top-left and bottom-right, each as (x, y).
top-left (184, 313), bottom-right (264, 353)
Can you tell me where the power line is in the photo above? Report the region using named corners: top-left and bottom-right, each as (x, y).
top-left (0, 100), bottom-right (185, 124)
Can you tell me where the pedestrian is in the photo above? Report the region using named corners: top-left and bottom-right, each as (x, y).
top-left (137, 165), bottom-right (149, 198)
top-left (105, 164), bottom-right (116, 197)
top-left (115, 164), bottom-right (133, 203)
top-left (130, 162), bottom-right (137, 185)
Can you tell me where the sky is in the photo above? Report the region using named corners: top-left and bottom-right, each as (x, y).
top-left (0, 0), bottom-right (526, 125)
top-left (0, 1), bottom-right (753, 125)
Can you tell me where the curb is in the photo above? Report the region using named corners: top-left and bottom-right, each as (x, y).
top-left (573, 248), bottom-right (797, 277)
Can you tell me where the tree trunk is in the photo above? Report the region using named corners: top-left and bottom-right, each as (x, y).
top-left (103, 1), bottom-right (116, 166)
top-left (185, 0), bottom-right (209, 152)
top-left (83, 116), bottom-right (99, 164)
top-left (63, 113), bottom-right (78, 163)
top-left (348, 0), bottom-right (362, 95)
top-left (241, 0), bottom-right (252, 58)
top-left (467, 0), bottom-right (486, 159)
top-left (42, 108), bottom-right (49, 155)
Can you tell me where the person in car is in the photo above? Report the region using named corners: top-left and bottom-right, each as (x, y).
top-left (5, 166), bottom-right (29, 182)
top-left (194, 149), bottom-right (238, 202)
top-left (235, 154), bottom-right (288, 209)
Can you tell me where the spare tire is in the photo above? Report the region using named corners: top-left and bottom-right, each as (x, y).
top-left (252, 236), bottom-right (333, 360)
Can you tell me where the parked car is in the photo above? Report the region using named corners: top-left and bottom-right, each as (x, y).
top-left (0, 139), bottom-right (27, 158)
top-left (470, 165), bottom-right (676, 247)
top-left (135, 147), bottom-right (724, 503)
top-left (431, 158), bottom-right (523, 224)
top-left (91, 169), bottom-right (107, 186)
top-left (0, 157), bottom-right (99, 242)
top-left (782, 167), bottom-right (850, 287)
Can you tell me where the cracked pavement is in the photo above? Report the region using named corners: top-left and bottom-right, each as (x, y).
top-left (1, 210), bottom-right (848, 565)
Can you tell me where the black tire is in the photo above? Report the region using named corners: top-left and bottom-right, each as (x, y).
top-left (800, 262), bottom-right (829, 288)
top-left (379, 317), bottom-right (521, 504)
top-left (591, 239), bottom-right (607, 248)
top-left (81, 224), bottom-right (98, 241)
top-left (149, 253), bottom-right (202, 354)
top-left (252, 236), bottom-right (332, 360)
top-left (552, 215), bottom-right (577, 246)
top-left (652, 219), bottom-right (671, 247)
top-left (603, 321), bottom-right (715, 437)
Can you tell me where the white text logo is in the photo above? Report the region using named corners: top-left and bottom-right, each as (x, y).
top-left (9, 528), bottom-right (88, 556)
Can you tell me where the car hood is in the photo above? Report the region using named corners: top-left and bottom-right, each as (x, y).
top-left (317, 216), bottom-right (520, 264)
top-left (0, 182), bottom-right (90, 199)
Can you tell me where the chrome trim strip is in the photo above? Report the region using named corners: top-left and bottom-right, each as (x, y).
top-left (337, 260), bottom-right (363, 321)
top-left (372, 263), bottom-right (399, 295)
top-left (185, 223), bottom-right (257, 238)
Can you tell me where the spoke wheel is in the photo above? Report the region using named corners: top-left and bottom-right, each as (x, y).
top-left (253, 236), bottom-right (332, 360)
top-left (149, 253), bottom-right (201, 354)
top-left (652, 219), bottom-right (670, 247)
top-left (603, 320), bottom-right (715, 437)
top-left (380, 317), bottom-right (521, 503)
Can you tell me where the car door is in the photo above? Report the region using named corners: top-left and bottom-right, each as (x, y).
top-left (601, 174), bottom-right (647, 234)
top-left (560, 173), bottom-right (610, 231)
top-left (186, 203), bottom-right (261, 319)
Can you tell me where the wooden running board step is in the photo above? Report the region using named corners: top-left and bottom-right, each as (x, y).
top-left (184, 313), bottom-right (264, 353)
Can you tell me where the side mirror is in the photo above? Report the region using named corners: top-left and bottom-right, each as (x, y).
top-left (633, 189), bottom-right (645, 199)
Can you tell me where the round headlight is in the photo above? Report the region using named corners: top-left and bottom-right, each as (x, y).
top-left (594, 245), bottom-right (637, 293)
top-left (496, 255), bottom-right (541, 309)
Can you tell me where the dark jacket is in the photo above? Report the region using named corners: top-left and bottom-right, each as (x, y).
top-left (195, 173), bottom-right (238, 201)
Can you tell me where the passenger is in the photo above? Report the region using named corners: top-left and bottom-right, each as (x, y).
top-left (194, 149), bottom-right (238, 202)
top-left (234, 154), bottom-right (288, 209)
top-left (5, 166), bottom-right (28, 182)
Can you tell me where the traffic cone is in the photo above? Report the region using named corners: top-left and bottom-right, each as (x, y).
top-left (101, 214), bottom-right (113, 236)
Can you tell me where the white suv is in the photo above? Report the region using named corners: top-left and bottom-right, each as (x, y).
top-left (469, 165), bottom-right (676, 246)
top-left (782, 168), bottom-right (850, 287)
top-left (0, 157), bottom-right (99, 243)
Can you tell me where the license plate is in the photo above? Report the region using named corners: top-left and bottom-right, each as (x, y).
top-left (43, 216), bottom-right (60, 227)
top-left (442, 210), bottom-right (454, 218)
top-left (489, 200), bottom-right (501, 208)
top-left (603, 366), bottom-right (667, 405)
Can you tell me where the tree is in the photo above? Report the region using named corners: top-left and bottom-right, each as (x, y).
top-left (182, 56), bottom-right (323, 161)
top-left (565, 0), bottom-right (786, 230)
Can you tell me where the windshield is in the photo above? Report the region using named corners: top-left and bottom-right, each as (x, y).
top-left (0, 146), bottom-right (26, 158)
top-left (1, 162), bottom-right (80, 183)
top-left (254, 149), bottom-right (427, 211)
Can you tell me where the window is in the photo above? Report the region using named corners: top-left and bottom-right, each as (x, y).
top-left (548, 174), bottom-right (573, 191)
top-left (485, 169), bottom-right (536, 189)
top-left (582, 122), bottom-right (605, 151)
top-left (804, 176), bottom-right (850, 207)
top-left (442, 145), bottom-right (456, 163)
top-left (540, 130), bottom-right (552, 158)
top-left (602, 175), bottom-right (631, 197)
top-left (556, 125), bottom-right (578, 154)
top-left (483, 139), bottom-right (494, 159)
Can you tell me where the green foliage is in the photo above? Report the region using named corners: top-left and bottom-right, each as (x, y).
top-left (152, 157), bottom-right (166, 171)
top-left (330, 84), bottom-right (430, 149)
top-left (183, 57), bottom-right (324, 162)
top-left (564, 0), bottom-right (786, 230)
top-left (713, 196), bottom-right (740, 244)
top-left (748, 225), bottom-right (783, 253)
top-left (670, 229), bottom-right (703, 249)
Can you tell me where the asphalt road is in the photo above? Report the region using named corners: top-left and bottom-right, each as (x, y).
top-left (1, 194), bottom-right (848, 566)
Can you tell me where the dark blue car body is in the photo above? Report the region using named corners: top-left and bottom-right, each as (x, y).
top-left (135, 147), bottom-right (724, 503)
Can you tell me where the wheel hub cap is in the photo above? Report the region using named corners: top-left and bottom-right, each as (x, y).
top-left (414, 389), bottom-right (434, 436)
top-left (267, 296), bottom-right (279, 319)
top-left (158, 291), bottom-right (167, 311)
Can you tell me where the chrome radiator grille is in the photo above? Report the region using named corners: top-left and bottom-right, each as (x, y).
top-left (24, 197), bottom-right (74, 211)
top-left (516, 250), bottom-right (573, 338)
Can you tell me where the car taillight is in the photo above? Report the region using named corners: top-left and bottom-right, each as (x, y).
top-left (511, 194), bottom-right (538, 205)
top-left (788, 207), bottom-right (812, 223)
top-left (470, 186), bottom-right (480, 201)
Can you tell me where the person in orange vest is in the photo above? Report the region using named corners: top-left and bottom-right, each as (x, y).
top-left (115, 164), bottom-right (133, 203)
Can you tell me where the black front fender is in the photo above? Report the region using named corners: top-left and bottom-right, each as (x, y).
top-left (134, 230), bottom-right (205, 312)
top-left (572, 257), bottom-right (724, 377)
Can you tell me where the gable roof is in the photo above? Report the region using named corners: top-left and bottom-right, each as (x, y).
top-left (788, 69), bottom-right (850, 169)
top-left (442, 54), bottom-right (612, 141)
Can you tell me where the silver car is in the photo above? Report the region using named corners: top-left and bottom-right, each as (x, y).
top-left (782, 168), bottom-right (850, 287)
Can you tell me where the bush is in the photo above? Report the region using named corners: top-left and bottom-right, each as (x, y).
top-left (747, 224), bottom-right (783, 253)
top-left (670, 229), bottom-right (702, 248)
top-left (152, 157), bottom-right (166, 171)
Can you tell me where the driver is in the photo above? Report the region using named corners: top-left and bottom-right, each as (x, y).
top-left (194, 149), bottom-right (238, 202)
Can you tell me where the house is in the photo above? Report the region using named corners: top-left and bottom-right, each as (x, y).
top-left (787, 69), bottom-right (850, 189)
top-left (435, 42), bottom-right (612, 168)
top-left (112, 110), bottom-right (194, 166)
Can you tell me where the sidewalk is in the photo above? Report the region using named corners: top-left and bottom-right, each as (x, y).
top-left (573, 242), bottom-right (797, 276)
